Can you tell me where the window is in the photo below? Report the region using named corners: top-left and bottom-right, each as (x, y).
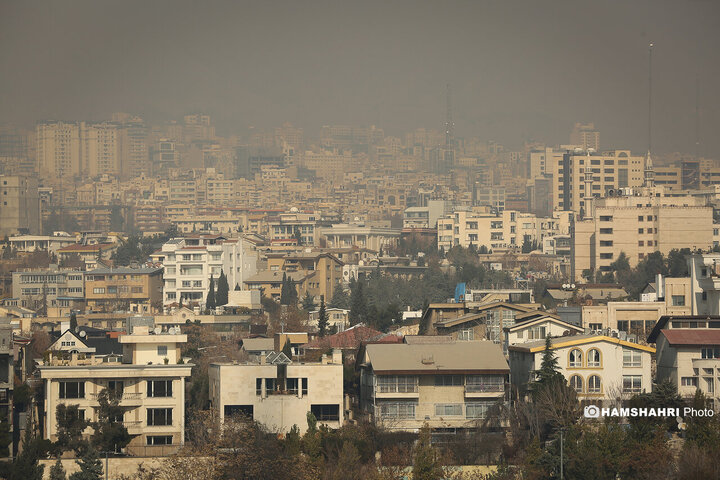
top-left (466, 402), bottom-right (494, 419)
top-left (157, 345), bottom-right (168, 356)
top-left (588, 375), bottom-right (602, 394)
top-left (466, 375), bottom-right (504, 392)
top-left (599, 216), bottom-right (613, 222)
top-left (458, 329), bottom-right (474, 341)
top-left (265, 378), bottom-right (276, 395)
top-left (701, 348), bottom-right (720, 359)
top-left (147, 408), bottom-right (173, 426)
top-left (377, 375), bottom-right (418, 393)
top-left (435, 375), bottom-right (463, 386)
top-left (224, 405), bottom-right (253, 418)
top-left (302, 378), bottom-right (308, 395)
top-left (287, 378), bottom-right (299, 395)
top-left (569, 349), bottom-right (583, 367)
top-left (638, 241), bottom-right (644, 247)
top-left (638, 216), bottom-right (644, 222)
top-left (435, 404), bottom-right (462, 416)
top-left (93, 288), bottom-right (105, 294)
top-left (256, 379), bottom-right (262, 396)
top-left (587, 349), bottom-right (601, 367)
top-left (566, 373), bottom-right (584, 392)
top-left (623, 350), bottom-right (642, 367)
top-left (681, 377), bottom-right (698, 387)
top-left (671, 295), bottom-right (685, 307)
top-left (147, 380), bottom-right (173, 397)
top-left (622, 376), bottom-right (642, 393)
top-left (528, 326), bottom-right (546, 340)
top-left (599, 228), bottom-right (613, 234)
top-left (600, 240), bottom-right (613, 247)
top-left (147, 435), bottom-right (173, 446)
top-left (378, 402), bottom-right (416, 419)
top-left (638, 228), bottom-right (644, 234)
top-left (706, 378), bottom-right (714, 394)
top-left (59, 381), bottom-right (85, 399)
top-left (311, 404), bottom-right (340, 421)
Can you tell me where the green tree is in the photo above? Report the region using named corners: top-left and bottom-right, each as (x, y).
top-left (412, 425), bottom-right (443, 480)
top-left (280, 273), bottom-right (291, 305)
top-left (216, 270), bottom-right (229, 306)
top-left (684, 389), bottom-right (720, 449)
top-left (69, 447), bottom-right (103, 480)
top-left (329, 284), bottom-right (350, 309)
top-left (293, 227), bottom-right (303, 246)
top-left (50, 457), bottom-right (67, 480)
top-left (0, 410), bottom-right (10, 457)
top-left (301, 291), bottom-right (315, 312)
top-left (349, 279), bottom-right (367, 326)
top-left (91, 388), bottom-right (131, 453)
top-left (10, 416), bottom-right (46, 480)
top-left (282, 339), bottom-right (293, 358)
top-left (55, 404), bottom-right (88, 455)
top-left (532, 335), bottom-right (564, 389)
top-left (69, 312), bottom-right (78, 331)
top-left (317, 299), bottom-right (328, 337)
top-left (206, 274), bottom-right (216, 310)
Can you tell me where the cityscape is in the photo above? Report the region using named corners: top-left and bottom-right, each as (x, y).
top-left (1, 1), bottom-right (720, 479)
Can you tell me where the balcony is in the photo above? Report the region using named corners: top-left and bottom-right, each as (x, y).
top-left (465, 384), bottom-right (504, 398)
top-left (89, 392), bottom-right (143, 405)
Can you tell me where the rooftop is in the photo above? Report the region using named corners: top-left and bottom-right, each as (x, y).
top-left (508, 333), bottom-right (655, 353)
top-left (660, 329), bottom-right (720, 346)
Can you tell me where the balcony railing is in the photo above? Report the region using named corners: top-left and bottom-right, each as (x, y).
top-left (89, 392), bottom-right (143, 401)
top-left (465, 384), bottom-right (504, 393)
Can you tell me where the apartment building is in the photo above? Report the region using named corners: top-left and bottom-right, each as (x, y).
top-left (359, 340), bottom-right (509, 432)
top-left (509, 334), bottom-right (654, 401)
top-left (0, 320), bottom-right (12, 452)
top-left (38, 326), bottom-right (191, 453)
top-left (437, 208), bottom-right (545, 251)
top-left (570, 123), bottom-right (600, 152)
top-left (317, 223), bottom-right (400, 252)
top-left (155, 235), bottom-right (258, 306)
top-left (551, 149), bottom-right (645, 213)
top-left (267, 210), bottom-right (320, 246)
top-left (574, 190), bottom-right (719, 280)
top-left (209, 350), bottom-right (344, 434)
top-left (503, 312), bottom-right (584, 353)
top-left (0, 175), bottom-right (41, 236)
top-left (84, 267), bottom-right (163, 312)
top-left (11, 268), bottom-right (85, 312)
top-left (688, 253), bottom-right (720, 315)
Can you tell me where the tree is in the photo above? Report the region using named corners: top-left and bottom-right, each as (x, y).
top-left (412, 426), bottom-right (443, 480)
top-left (317, 299), bottom-right (328, 337)
top-left (216, 270), bottom-right (229, 306)
top-left (235, 283), bottom-right (241, 291)
top-left (50, 457), bottom-right (67, 480)
top-left (10, 416), bottom-right (46, 480)
top-left (329, 284), bottom-right (350, 310)
top-left (0, 410), bottom-right (10, 457)
top-left (301, 291), bottom-right (315, 312)
top-left (69, 312), bottom-right (78, 331)
top-left (206, 274), bottom-right (216, 310)
top-left (55, 404), bottom-right (88, 455)
top-left (532, 335), bottom-right (563, 388)
top-left (349, 280), bottom-right (367, 326)
top-left (69, 447), bottom-right (103, 480)
top-left (282, 339), bottom-right (293, 358)
top-left (91, 388), bottom-right (131, 453)
top-left (293, 227), bottom-right (303, 246)
top-left (280, 273), bottom-right (294, 306)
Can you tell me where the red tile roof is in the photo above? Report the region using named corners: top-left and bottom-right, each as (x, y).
top-left (661, 329), bottom-right (720, 346)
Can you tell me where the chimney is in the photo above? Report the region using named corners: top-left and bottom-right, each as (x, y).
top-left (656, 273), bottom-right (664, 300)
top-left (331, 348), bottom-right (342, 365)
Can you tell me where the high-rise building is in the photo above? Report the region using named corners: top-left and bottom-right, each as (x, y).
top-left (36, 121), bottom-right (82, 181)
top-left (0, 175), bottom-right (41, 236)
top-left (570, 122), bottom-right (600, 151)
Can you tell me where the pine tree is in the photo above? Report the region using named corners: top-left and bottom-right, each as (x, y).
top-left (10, 416), bottom-right (44, 480)
top-left (318, 299), bottom-right (328, 337)
top-left (91, 388), bottom-right (130, 453)
top-left (532, 335), bottom-right (564, 393)
top-left (412, 426), bottom-right (443, 480)
top-left (234, 283), bottom-right (241, 291)
top-left (282, 339), bottom-right (293, 358)
top-left (69, 447), bottom-right (103, 480)
top-left (280, 273), bottom-right (290, 305)
top-left (50, 458), bottom-right (67, 480)
top-left (349, 280), bottom-right (367, 326)
top-left (206, 274), bottom-right (216, 310)
top-left (69, 312), bottom-right (77, 331)
top-left (216, 270), bottom-right (229, 306)
top-left (301, 291), bottom-right (315, 312)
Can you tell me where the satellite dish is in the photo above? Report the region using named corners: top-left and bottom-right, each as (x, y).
top-left (154, 327), bottom-right (161, 334)
top-left (571, 284), bottom-right (576, 289)
top-left (79, 331), bottom-right (86, 338)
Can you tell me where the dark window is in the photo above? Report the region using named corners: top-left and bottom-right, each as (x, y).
top-left (265, 378), bottom-right (276, 395)
top-left (287, 378), bottom-right (299, 395)
top-left (147, 380), bottom-right (172, 397)
top-left (434, 375), bottom-right (463, 386)
top-left (599, 216), bottom-right (613, 222)
top-left (146, 435), bottom-right (173, 445)
top-left (256, 378), bottom-right (262, 396)
top-left (311, 404), bottom-right (340, 421)
top-left (599, 228), bottom-right (613, 234)
top-left (147, 408), bottom-right (172, 426)
top-left (224, 405), bottom-right (253, 418)
top-left (302, 378), bottom-right (308, 395)
top-left (59, 381), bottom-right (85, 399)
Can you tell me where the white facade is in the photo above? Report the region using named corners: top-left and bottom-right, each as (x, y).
top-left (437, 208), bottom-right (548, 251)
top-left (158, 236), bottom-right (258, 306)
top-left (209, 354), bottom-right (344, 434)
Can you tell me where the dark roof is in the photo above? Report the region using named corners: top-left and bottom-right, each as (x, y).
top-left (647, 315), bottom-right (720, 343)
top-left (660, 329), bottom-right (720, 346)
top-left (301, 325), bottom-right (384, 350)
top-left (85, 336), bottom-right (123, 355)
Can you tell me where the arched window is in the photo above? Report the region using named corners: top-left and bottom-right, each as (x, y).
top-left (587, 349), bottom-right (601, 367)
top-left (570, 375), bottom-right (584, 393)
top-left (569, 349), bottom-right (583, 367)
top-left (588, 375), bottom-right (602, 394)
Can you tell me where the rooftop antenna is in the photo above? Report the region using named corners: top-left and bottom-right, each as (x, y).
top-left (648, 42), bottom-right (653, 156)
top-left (695, 74), bottom-right (701, 161)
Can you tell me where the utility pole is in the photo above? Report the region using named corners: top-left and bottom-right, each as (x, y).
top-left (648, 42), bottom-right (653, 155)
top-left (560, 427), bottom-right (565, 480)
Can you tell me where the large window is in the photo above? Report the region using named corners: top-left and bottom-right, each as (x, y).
top-left (435, 375), bottom-right (463, 387)
top-left (377, 375), bottom-right (417, 393)
top-left (569, 349), bottom-right (583, 368)
top-left (147, 380), bottom-right (173, 398)
top-left (587, 349), bottom-right (601, 367)
top-left (570, 375), bottom-right (583, 393)
top-left (147, 408), bottom-right (173, 426)
top-left (701, 347), bottom-right (720, 359)
top-left (377, 402), bottom-right (416, 419)
top-left (59, 381), bottom-right (85, 399)
top-left (147, 435), bottom-right (173, 446)
top-left (588, 375), bottom-right (602, 394)
top-left (671, 295), bottom-right (685, 307)
top-left (466, 402), bottom-right (494, 419)
top-left (458, 329), bottom-right (474, 341)
top-left (681, 377), bottom-right (698, 387)
top-left (622, 376), bottom-right (642, 393)
top-left (465, 375), bottom-right (504, 393)
top-left (434, 404), bottom-right (462, 416)
top-left (311, 404), bottom-right (340, 421)
top-left (622, 350), bottom-right (642, 367)
top-left (528, 326), bottom-right (546, 340)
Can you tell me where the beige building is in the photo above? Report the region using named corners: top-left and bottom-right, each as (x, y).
top-left (209, 350), bottom-right (344, 434)
top-left (38, 326), bottom-right (191, 453)
top-left (0, 175), bottom-right (41, 236)
top-left (574, 190), bottom-right (720, 280)
top-left (509, 334), bottom-right (655, 401)
top-left (359, 340), bottom-right (509, 432)
top-left (437, 208), bottom-right (546, 251)
top-left (84, 267), bottom-right (164, 312)
top-left (503, 312), bottom-right (584, 353)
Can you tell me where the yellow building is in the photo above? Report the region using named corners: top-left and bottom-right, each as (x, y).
top-left (84, 267), bottom-right (164, 312)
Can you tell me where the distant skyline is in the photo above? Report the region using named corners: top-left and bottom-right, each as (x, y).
top-left (1, 0), bottom-right (719, 154)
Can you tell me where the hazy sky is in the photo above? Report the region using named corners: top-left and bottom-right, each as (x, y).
top-left (1, 0), bottom-right (718, 154)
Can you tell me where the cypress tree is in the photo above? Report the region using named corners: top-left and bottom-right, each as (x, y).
top-left (318, 299), bottom-right (328, 337)
top-left (216, 270), bottom-right (229, 306)
top-left (206, 274), bottom-right (216, 310)
top-left (49, 458), bottom-right (67, 480)
top-left (280, 273), bottom-right (289, 305)
top-left (69, 447), bottom-right (103, 480)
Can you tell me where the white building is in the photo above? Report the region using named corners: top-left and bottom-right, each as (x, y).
top-left (153, 234), bottom-right (257, 306)
top-left (208, 350), bottom-right (344, 434)
top-left (509, 334), bottom-right (655, 402)
top-left (38, 325), bottom-right (191, 453)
